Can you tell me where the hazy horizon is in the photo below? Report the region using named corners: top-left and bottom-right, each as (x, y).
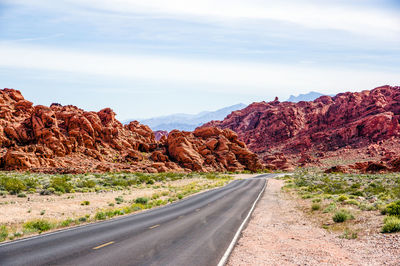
top-left (1, 0), bottom-right (399, 120)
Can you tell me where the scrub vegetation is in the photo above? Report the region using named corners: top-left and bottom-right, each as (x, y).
top-left (0, 171), bottom-right (234, 242)
top-left (282, 169), bottom-right (400, 237)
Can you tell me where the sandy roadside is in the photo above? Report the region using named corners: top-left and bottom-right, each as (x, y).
top-left (228, 179), bottom-right (400, 266)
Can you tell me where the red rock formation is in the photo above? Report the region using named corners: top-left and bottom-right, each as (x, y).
top-left (0, 88), bottom-right (262, 173)
top-left (203, 85), bottom-right (400, 169)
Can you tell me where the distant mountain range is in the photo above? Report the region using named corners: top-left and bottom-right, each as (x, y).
top-left (125, 103), bottom-right (247, 132)
top-left (286, 91), bottom-right (331, 102)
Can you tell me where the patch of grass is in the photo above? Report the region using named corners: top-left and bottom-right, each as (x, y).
top-left (0, 225), bottom-right (8, 242)
top-left (332, 209), bottom-right (354, 223)
top-left (337, 195), bottom-right (348, 202)
top-left (80, 200), bottom-right (90, 206)
top-left (323, 203), bottom-right (337, 213)
top-left (135, 197), bottom-right (148, 204)
top-left (382, 216), bottom-right (400, 233)
top-left (60, 218), bottom-right (74, 227)
top-left (95, 212), bottom-right (106, 220)
top-left (344, 199), bottom-right (360, 206)
top-left (340, 229), bottom-right (358, 239)
top-left (115, 196), bottom-right (124, 204)
top-left (23, 220), bottom-right (53, 233)
top-left (311, 203), bottom-right (321, 211)
top-left (312, 198), bottom-right (321, 203)
top-left (385, 200), bottom-right (400, 216)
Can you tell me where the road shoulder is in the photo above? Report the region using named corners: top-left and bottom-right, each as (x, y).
top-left (228, 178), bottom-right (400, 265)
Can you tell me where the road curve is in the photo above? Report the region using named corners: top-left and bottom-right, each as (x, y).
top-left (0, 174), bottom-right (277, 266)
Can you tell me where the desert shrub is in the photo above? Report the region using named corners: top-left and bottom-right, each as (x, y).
top-left (340, 229), bottom-right (358, 239)
top-left (50, 176), bottom-right (73, 193)
top-left (0, 225), bottom-right (8, 242)
top-left (177, 194), bottom-right (183, 200)
top-left (17, 193), bottom-right (27, 198)
top-left (80, 201), bottom-right (90, 206)
top-left (0, 177), bottom-right (26, 194)
top-left (131, 205), bottom-right (142, 211)
top-left (337, 195), bottom-right (348, 202)
top-left (151, 193), bottom-right (160, 200)
top-left (115, 196), bottom-right (124, 204)
top-left (95, 212), bottom-right (106, 220)
top-left (385, 200), bottom-right (400, 216)
top-left (311, 203), bottom-right (321, 211)
top-left (23, 220), bottom-right (52, 233)
top-left (105, 210), bottom-right (116, 218)
top-left (323, 203), bottom-right (337, 213)
top-left (113, 209), bottom-right (124, 216)
top-left (80, 179), bottom-right (96, 188)
top-left (22, 177), bottom-right (38, 189)
top-left (345, 199), bottom-right (360, 206)
top-left (40, 187), bottom-right (55, 195)
top-left (78, 217), bottom-right (87, 222)
top-left (333, 209), bottom-right (354, 223)
top-left (382, 216), bottom-right (400, 233)
top-left (40, 210), bottom-right (46, 215)
top-left (60, 218), bottom-right (74, 227)
top-left (135, 197), bottom-right (148, 204)
top-left (312, 198), bottom-right (321, 203)
top-left (0, 190), bottom-right (7, 196)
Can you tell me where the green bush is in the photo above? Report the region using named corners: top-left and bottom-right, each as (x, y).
top-left (23, 220), bottom-right (52, 233)
top-left (78, 217), bottom-right (87, 222)
top-left (385, 200), bottom-right (400, 216)
top-left (50, 176), bottom-right (73, 193)
top-left (80, 201), bottom-right (90, 206)
top-left (0, 177), bottom-right (26, 194)
top-left (135, 197), bottom-right (148, 204)
top-left (344, 199), bottom-right (360, 206)
top-left (323, 203), bottom-right (337, 213)
top-left (382, 216), bottom-right (400, 233)
top-left (0, 225), bottom-right (8, 242)
top-left (17, 193), bottom-right (27, 198)
top-left (337, 195), bottom-right (348, 202)
top-left (95, 212), bottom-right (106, 220)
top-left (311, 203), bottom-right (321, 211)
top-left (333, 209), bottom-right (354, 223)
top-left (60, 219), bottom-right (74, 227)
top-left (115, 196), bottom-right (124, 204)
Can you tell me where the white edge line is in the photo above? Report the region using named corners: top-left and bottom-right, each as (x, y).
top-left (217, 177), bottom-right (269, 266)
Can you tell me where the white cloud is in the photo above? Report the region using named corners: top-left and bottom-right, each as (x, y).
top-left (7, 0), bottom-right (400, 39)
top-left (0, 43), bottom-right (397, 94)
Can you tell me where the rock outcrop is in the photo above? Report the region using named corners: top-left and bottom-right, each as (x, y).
top-left (0, 88), bottom-right (263, 173)
top-left (203, 85), bottom-right (400, 170)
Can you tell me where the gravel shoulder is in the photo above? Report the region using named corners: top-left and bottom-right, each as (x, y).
top-left (228, 178), bottom-right (400, 266)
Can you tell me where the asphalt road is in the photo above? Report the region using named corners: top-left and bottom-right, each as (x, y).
top-left (0, 173), bottom-right (277, 266)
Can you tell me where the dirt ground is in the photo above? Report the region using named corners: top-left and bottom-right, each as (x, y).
top-left (228, 179), bottom-right (400, 266)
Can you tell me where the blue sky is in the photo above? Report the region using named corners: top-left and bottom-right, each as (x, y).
top-left (0, 0), bottom-right (399, 120)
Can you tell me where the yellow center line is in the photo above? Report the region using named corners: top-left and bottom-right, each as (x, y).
top-left (93, 241), bottom-right (114, 250)
top-left (149, 224), bottom-right (160, 229)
